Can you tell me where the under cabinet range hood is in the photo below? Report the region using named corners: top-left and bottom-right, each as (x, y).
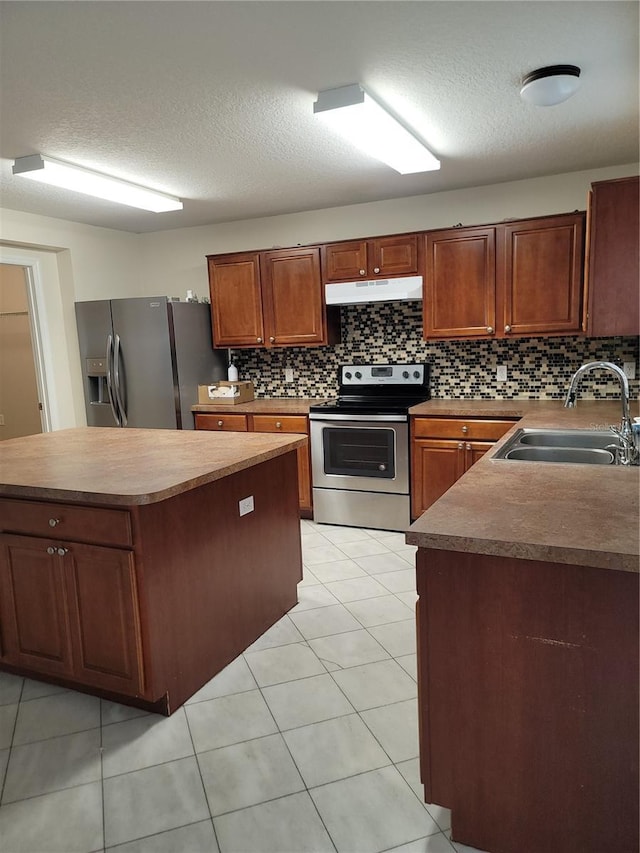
top-left (325, 275), bottom-right (423, 306)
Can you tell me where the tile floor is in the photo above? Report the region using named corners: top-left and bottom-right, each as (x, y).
top-left (0, 520), bottom-right (485, 853)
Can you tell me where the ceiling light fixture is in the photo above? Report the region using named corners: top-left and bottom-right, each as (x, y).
top-left (313, 83), bottom-right (440, 174)
top-left (12, 155), bottom-right (183, 212)
top-left (519, 65), bottom-right (581, 107)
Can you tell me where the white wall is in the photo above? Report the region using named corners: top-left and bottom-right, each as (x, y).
top-left (138, 163), bottom-right (639, 298)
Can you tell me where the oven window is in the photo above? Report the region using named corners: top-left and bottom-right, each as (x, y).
top-left (323, 427), bottom-right (396, 479)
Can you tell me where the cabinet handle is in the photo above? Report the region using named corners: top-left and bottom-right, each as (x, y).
top-left (49, 518), bottom-right (60, 527)
top-left (46, 546), bottom-right (56, 555)
top-left (217, 420), bottom-right (224, 427)
top-left (373, 267), bottom-right (380, 274)
top-left (486, 326), bottom-right (494, 334)
top-left (269, 336), bottom-right (275, 343)
top-left (461, 425), bottom-right (468, 433)
top-left (359, 269), bottom-right (366, 276)
top-left (504, 325), bottom-right (512, 333)
top-left (257, 337), bottom-right (263, 343)
top-left (57, 547), bottom-right (68, 556)
top-left (276, 421), bottom-right (282, 428)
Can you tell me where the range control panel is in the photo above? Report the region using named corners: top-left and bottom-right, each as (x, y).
top-left (339, 363), bottom-right (427, 386)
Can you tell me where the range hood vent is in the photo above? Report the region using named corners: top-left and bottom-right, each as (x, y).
top-left (325, 275), bottom-right (423, 306)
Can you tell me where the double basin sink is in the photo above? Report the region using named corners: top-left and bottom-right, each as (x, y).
top-left (493, 428), bottom-right (620, 465)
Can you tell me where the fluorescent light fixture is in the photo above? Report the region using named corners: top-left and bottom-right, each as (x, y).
top-left (12, 154), bottom-right (183, 212)
top-left (313, 83), bottom-right (440, 174)
top-left (520, 65), bottom-right (581, 107)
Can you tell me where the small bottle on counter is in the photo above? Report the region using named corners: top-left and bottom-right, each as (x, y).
top-left (228, 362), bottom-right (239, 382)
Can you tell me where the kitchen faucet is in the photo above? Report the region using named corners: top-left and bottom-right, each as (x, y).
top-left (564, 361), bottom-right (639, 465)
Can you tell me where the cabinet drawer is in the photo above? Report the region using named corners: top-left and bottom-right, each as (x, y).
top-left (194, 413), bottom-right (249, 431)
top-left (0, 499), bottom-right (133, 548)
top-left (413, 417), bottom-right (517, 441)
top-left (250, 415), bottom-right (308, 434)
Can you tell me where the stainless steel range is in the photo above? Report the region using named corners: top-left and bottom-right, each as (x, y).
top-left (309, 362), bottom-right (431, 532)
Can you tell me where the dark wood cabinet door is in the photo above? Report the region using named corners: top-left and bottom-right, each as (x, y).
top-left (296, 440), bottom-right (312, 514)
top-left (207, 253), bottom-right (265, 347)
top-left (424, 227), bottom-right (496, 339)
top-left (585, 176), bottom-right (639, 336)
top-left (261, 247), bottom-right (325, 346)
top-left (370, 234), bottom-right (419, 276)
top-left (66, 542), bottom-right (144, 696)
top-left (464, 441), bottom-right (494, 469)
top-left (500, 213), bottom-right (584, 336)
top-left (0, 534), bottom-right (74, 677)
top-left (411, 440), bottom-right (465, 518)
top-left (321, 240), bottom-right (368, 282)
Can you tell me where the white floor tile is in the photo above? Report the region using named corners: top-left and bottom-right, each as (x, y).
top-left (387, 833), bottom-right (456, 852)
top-left (361, 699), bottom-right (420, 762)
top-left (345, 594), bottom-right (414, 628)
top-left (0, 702), bottom-right (17, 750)
top-left (356, 551), bottom-right (414, 575)
top-left (449, 839), bottom-right (491, 853)
top-left (2, 728), bottom-right (101, 803)
top-left (0, 747), bottom-right (9, 788)
top-left (316, 525), bottom-right (373, 544)
top-left (368, 619), bottom-right (416, 657)
top-left (244, 614), bottom-right (305, 652)
top-left (324, 574), bottom-right (389, 603)
top-left (20, 678), bottom-right (70, 702)
top-left (213, 791), bottom-right (335, 853)
top-left (375, 568), bottom-right (417, 593)
top-left (199, 733), bottom-right (304, 815)
top-left (262, 673), bottom-right (354, 730)
top-left (397, 653), bottom-right (418, 680)
top-left (331, 659), bottom-right (417, 710)
top-left (102, 707), bottom-right (194, 777)
top-left (396, 759), bottom-right (452, 830)
top-left (101, 699), bottom-right (150, 726)
top-left (301, 532), bottom-right (328, 549)
top-left (13, 691), bottom-right (100, 746)
top-left (185, 690), bottom-right (277, 752)
top-left (309, 629), bottom-right (391, 670)
top-left (105, 820), bottom-right (219, 853)
top-left (396, 590), bottom-right (419, 608)
top-left (335, 538), bottom-right (393, 558)
top-left (291, 583), bottom-right (340, 611)
top-left (245, 642), bottom-right (326, 686)
top-left (186, 655), bottom-right (257, 704)
top-left (0, 780), bottom-right (103, 853)
top-left (289, 603), bottom-right (362, 639)
top-left (103, 756), bottom-right (209, 848)
top-left (283, 713), bottom-right (390, 787)
top-left (303, 543), bottom-right (351, 565)
top-left (0, 672), bottom-right (23, 706)
top-left (310, 765), bottom-right (440, 853)
top-left (307, 558), bottom-right (367, 583)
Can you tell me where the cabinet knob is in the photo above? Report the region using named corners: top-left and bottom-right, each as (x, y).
top-left (373, 267), bottom-right (380, 274)
top-left (466, 443), bottom-right (472, 451)
top-left (217, 420), bottom-right (224, 427)
top-left (57, 547), bottom-right (68, 556)
top-left (461, 425), bottom-right (468, 433)
top-left (257, 337), bottom-right (263, 343)
top-left (269, 336), bottom-right (275, 343)
top-left (457, 442), bottom-right (464, 450)
top-left (276, 421), bottom-right (282, 429)
top-left (486, 326), bottom-right (494, 334)
top-left (359, 269), bottom-right (366, 276)
top-left (504, 325), bottom-right (512, 333)
top-left (46, 546), bottom-right (56, 555)
top-left (378, 463), bottom-right (387, 471)
top-left (49, 518), bottom-right (60, 527)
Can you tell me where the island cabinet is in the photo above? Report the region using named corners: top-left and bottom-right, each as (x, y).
top-left (583, 175), bottom-right (639, 337)
top-left (415, 548), bottom-right (639, 853)
top-left (194, 412), bottom-right (312, 515)
top-left (206, 246), bottom-right (340, 348)
top-left (411, 417), bottom-right (516, 518)
top-left (423, 212), bottom-right (585, 340)
top-left (321, 232), bottom-right (421, 282)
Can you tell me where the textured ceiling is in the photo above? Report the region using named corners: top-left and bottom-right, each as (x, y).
top-left (0, 1), bottom-right (638, 234)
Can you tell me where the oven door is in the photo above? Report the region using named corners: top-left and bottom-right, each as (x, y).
top-left (310, 415), bottom-right (409, 495)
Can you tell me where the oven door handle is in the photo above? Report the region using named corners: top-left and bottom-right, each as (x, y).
top-left (309, 413), bottom-right (407, 423)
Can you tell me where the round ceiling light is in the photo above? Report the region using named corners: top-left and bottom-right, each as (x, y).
top-left (520, 65), bottom-right (581, 106)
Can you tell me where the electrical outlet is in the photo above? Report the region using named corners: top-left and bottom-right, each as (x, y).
top-left (623, 362), bottom-right (636, 380)
top-left (284, 368), bottom-right (294, 383)
top-left (496, 365), bottom-right (507, 382)
top-left (239, 495), bottom-right (254, 517)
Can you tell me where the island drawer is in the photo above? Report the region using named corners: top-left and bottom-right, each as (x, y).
top-left (413, 417), bottom-right (518, 441)
top-left (0, 499), bottom-right (133, 548)
top-left (194, 413), bottom-right (248, 431)
top-left (250, 415), bottom-right (308, 434)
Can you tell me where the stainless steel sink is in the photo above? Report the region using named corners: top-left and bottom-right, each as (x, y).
top-left (493, 428), bottom-right (619, 465)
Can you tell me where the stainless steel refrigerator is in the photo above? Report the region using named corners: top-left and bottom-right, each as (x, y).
top-left (75, 297), bottom-right (226, 429)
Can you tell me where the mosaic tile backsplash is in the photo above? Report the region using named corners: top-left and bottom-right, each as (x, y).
top-left (232, 302), bottom-right (639, 401)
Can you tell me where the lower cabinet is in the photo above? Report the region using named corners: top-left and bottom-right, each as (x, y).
top-left (411, 417), bottom-right (517, 518)
top-left (194, 411), bottom-right (312, 515)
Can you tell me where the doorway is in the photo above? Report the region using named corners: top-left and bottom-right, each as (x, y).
top-left (0, 263), bottom-right (44, 439)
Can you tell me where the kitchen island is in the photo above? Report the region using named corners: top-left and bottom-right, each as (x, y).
top-left (406, 402), bottom-right (639, 853)
top-left (0, 427), bottom-right (305, 714)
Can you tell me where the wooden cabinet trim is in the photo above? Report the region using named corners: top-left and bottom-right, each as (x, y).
top-left (0, 499), bottom-right (133, 548)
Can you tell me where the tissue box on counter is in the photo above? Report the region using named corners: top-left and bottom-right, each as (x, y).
top-left (198, 381), bottom-right (254, 405)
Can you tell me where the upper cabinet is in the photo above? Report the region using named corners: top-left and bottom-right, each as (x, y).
top-left (423, 212), bottom-right (585, 340)
top-left (583, 176), bottom-right (639, 337)
top-left (322, 233), bottom-right (420, 282)
top-left (207, 247), bottom-right (340, 348)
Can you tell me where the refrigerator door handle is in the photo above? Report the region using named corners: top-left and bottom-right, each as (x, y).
top-left (113, 333), bottom-right (128, 426)
top-left (105, 334), bottom-right (121, 427)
